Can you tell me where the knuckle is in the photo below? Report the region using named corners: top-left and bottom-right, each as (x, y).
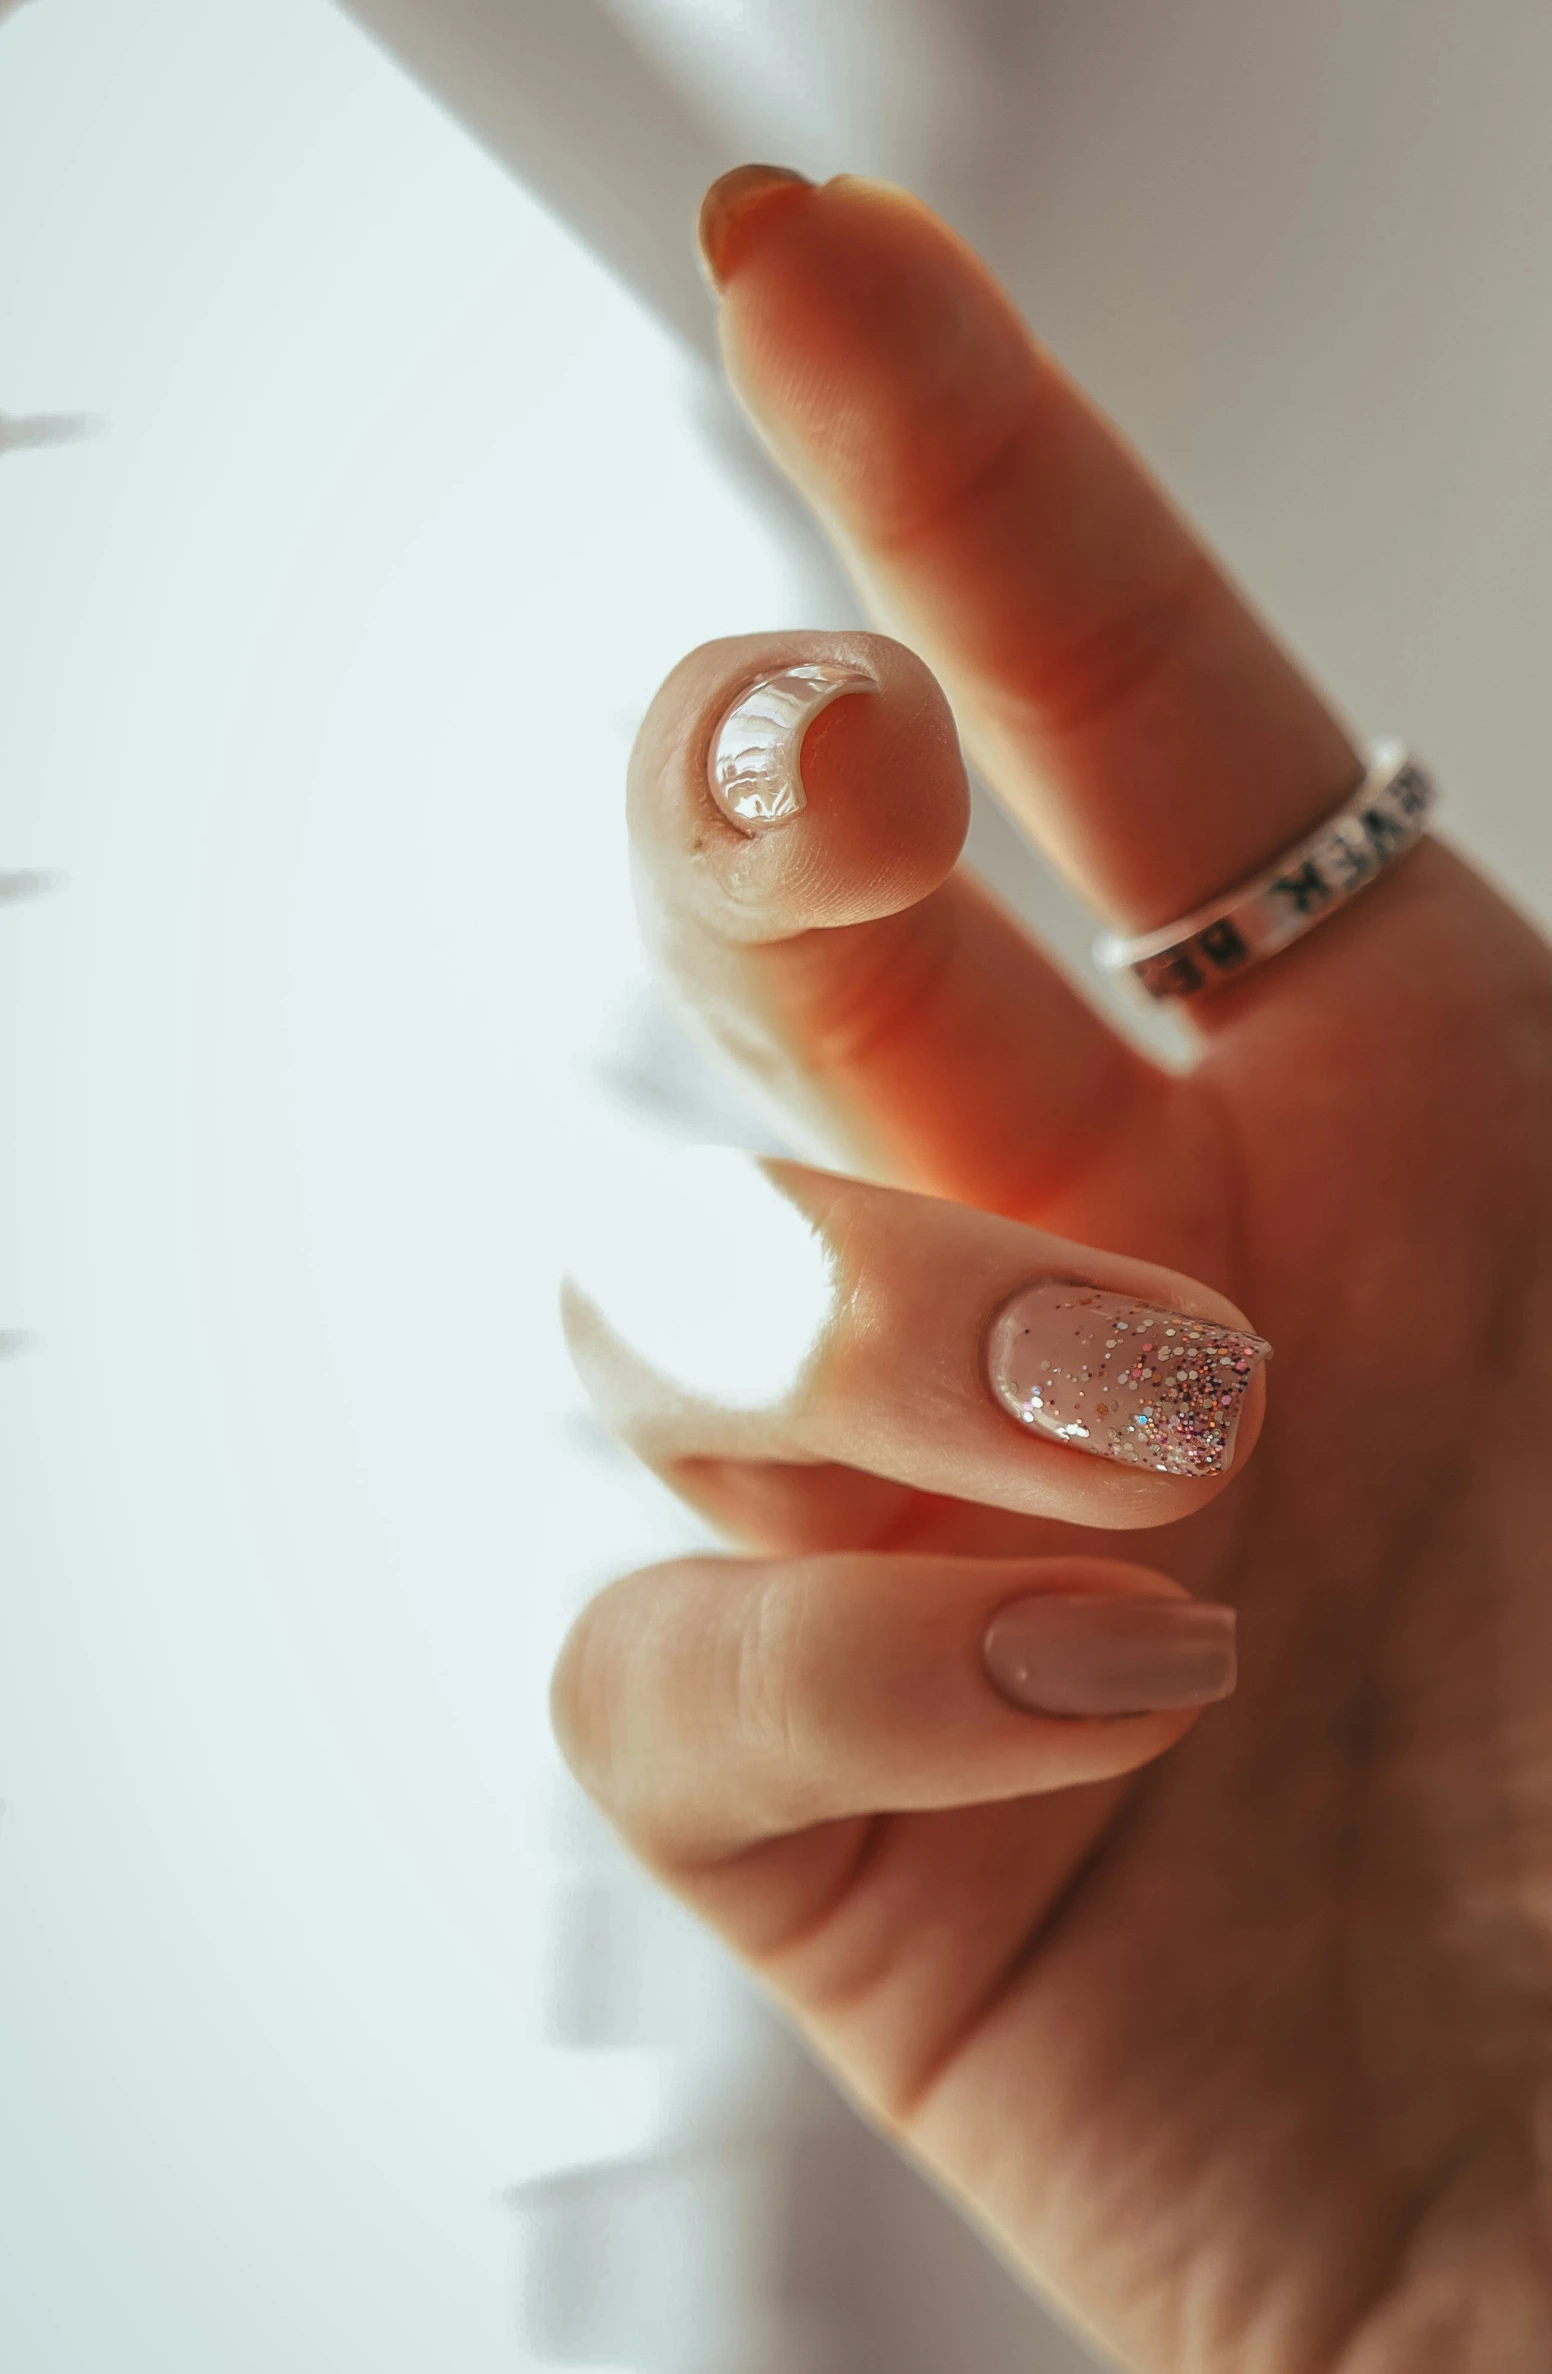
top-left (731, 1568), bottom-right (837, 1816)
top-left (1011, 554), bottom-right (1219, 741)
top-left (732, 1569), bottom-right (805, 1759)
top-left (549, 1578), bottom-right (636, 1802)
top-left (552, 1558), bottom-right (833, 1852)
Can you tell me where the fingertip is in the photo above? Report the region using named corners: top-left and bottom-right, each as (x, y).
top-left (633, 632), bottom-right (969, 939)
top-left (710, 171), bottom-right (1037, 527)
top-left (697, 164), bottom-right (815, 292)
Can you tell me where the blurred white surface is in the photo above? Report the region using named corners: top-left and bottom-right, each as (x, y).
top-left (0, 2), bottom-right (812, 2366)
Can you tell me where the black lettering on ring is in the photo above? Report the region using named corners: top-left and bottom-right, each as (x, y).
top-left (1271, 859), bottom-right (1332, 916)
top-left (1362, 802), bottom-right (1406, 856)
top-left (1198, 916), bottom-right (1250, 972)
top-left (1140, 948), bottom-right (1204, 997)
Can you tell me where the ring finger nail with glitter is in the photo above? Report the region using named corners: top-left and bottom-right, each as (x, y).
top-left (568, 1154), bottom-right (1274, 1535)
top-left (986, 1282), bottom-right (1273, 1477)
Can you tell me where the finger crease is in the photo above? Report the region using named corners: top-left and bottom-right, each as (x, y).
top-left (881, 1935), bottom-right (1042, 2137)
top-left (862, 379), bottom-right (1050, 554)
top-left (750, 1815), bottom-right (893, 1966)
top-left (991, 551), bottom-right (1222, 744)
top-left (791, 904), bottom-right (963, 1078)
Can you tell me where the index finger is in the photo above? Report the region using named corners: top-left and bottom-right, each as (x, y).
top-left (700, 167), bottom-right (1362, 938)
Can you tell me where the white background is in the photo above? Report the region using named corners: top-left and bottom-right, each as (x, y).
top-left (0, 3), bottom-right (807, 2364)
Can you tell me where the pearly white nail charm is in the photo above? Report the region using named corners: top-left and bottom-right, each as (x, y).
top-left (708, 663), bottom-right (877, 830)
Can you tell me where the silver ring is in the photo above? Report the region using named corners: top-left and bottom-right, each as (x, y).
top-left (1094, 740), bottom-right (1437, 1002)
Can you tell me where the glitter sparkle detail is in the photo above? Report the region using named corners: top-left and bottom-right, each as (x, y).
top-left (985, 1282), bottom-right (1273, 1478)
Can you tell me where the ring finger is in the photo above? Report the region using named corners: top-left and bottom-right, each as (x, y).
top-left (564, 1150), bottom-right (1272, 1535)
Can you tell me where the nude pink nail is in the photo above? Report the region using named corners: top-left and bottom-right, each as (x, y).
top-left (986, 1281), bottom-right (1271, 1478)
top-left (984, 1593), bottom-right (1237, 1718)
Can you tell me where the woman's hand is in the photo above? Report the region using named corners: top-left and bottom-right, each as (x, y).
top-left (553, 170), bottom-right (1552, 2372)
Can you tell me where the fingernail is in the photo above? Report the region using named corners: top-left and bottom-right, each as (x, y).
top-left (984, 1593), bottom-right (1237, 1718)
top-left (708, 663), bottom-right (877, 832)
top-left (697, 164), bottom-right (814, 292)
top-left (986, 1282), bottom-right (1272, 1478)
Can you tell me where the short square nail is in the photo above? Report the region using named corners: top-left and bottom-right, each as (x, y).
top-left (708, 663), bottom-right (877, 830)
top-left (986, 1281), bottom-right (1271, 1478)
top-left (984, 1593), bottom-right (1237, 1718)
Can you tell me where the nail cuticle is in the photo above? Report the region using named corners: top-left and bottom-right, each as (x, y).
top-left (984, 1277), bottom-right (1271, 1479)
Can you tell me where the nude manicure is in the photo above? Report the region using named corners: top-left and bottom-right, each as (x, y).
top-left (708, 663), bottom-right (877, 831)
top-left (986, 1281), bottom-right (1272, 1479)
top-left (984, 1593), bottom-right (1237, 1718)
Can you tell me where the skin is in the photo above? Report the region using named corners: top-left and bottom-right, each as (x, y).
top-left (553, 171), bottom-right (1552, 2371)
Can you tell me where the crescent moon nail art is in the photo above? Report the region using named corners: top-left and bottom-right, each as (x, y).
top-left (707, 662), bottom-right (878, 831)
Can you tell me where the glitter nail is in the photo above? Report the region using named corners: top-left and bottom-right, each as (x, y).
top-left (985, 1281), bottom-right (1273, 1478)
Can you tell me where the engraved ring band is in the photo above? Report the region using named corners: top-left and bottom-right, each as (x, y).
top-left (1094, 741), bottom-right (1437, 1002)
